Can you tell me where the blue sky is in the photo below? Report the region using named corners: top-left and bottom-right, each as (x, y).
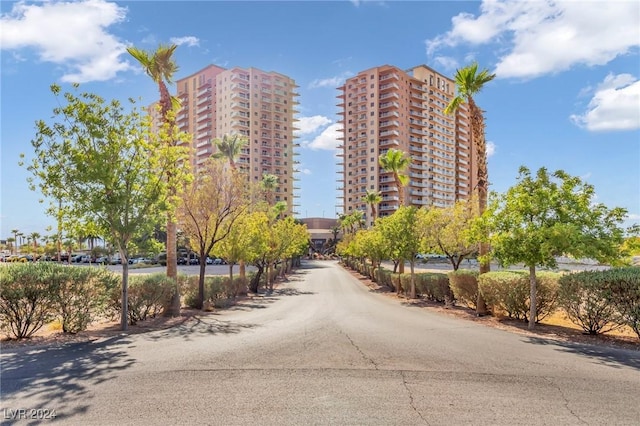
top-left (1, 0), bottom-right (639, 240)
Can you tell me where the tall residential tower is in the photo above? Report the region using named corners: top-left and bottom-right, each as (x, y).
top-left (337, 64), bottom-right (474, 226)
top-left (172, 65), bottom-right (300, 215)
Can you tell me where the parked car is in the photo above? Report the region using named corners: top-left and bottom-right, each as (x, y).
top-left (212, 258), bottom-right (225, 265)
top-left (95, 256), bottom-right (108, 264)
top-left (206, 257), bottom-right (214, 265)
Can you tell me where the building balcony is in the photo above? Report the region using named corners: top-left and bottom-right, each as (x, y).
top-left (196, 105), bottom-right (210, 115)
top-left (379, 130), bottom-right (399, 137)
top-left (379, 139), bottom-right (400, 147)
top-left (379, 92), bottom-right (400, 101)
top-left (379, 82), bottom-right (400, 91)
top-left (379, 101), bottom-right (399, 110)
top-left (379, 73), bottom-right (399, 81)
top-left (197, 87), bottom-right (211, 98)
top-left (196, 122), bottom-right (210, 132)
top-left (196, 96), bottom-right (211, 107)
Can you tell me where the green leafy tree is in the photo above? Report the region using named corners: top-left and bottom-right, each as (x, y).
top-left (24, 84), bottom-right (178, 331)
top-left (378, 207), bottom-right (421, 298)
top-left (484, 166), bottom-right (627, 329)
top-left (445, 62), bottom-right (495, 314)
top-left (418, 195), bottom-right (480, 270)
top-left (378, 149), bottom-right (409, 206)
top-left (127, 43), bottom-right (186, 316)
top-left (177, 159), bottom-right (248, 309)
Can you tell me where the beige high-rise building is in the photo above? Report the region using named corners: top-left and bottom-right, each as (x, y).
top-left (337, 64), bottom-right (474, 226)
top-left (173, 64), bottom-right (299, 215)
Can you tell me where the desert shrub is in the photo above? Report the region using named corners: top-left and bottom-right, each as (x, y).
top-left (415, 273), bottom-right (454, 305)
top-left (479, 272), bottom-right (529, 320)
top-left (479, 271), bottom-right (561, 322)
top-left (110, 273), bottom-right (174, 325)
top-left (606, 267), bottom-right (640, 339)
top-left (447, 270), bottom-right (478, 309)
top-left (0, 263), bottom-right (58, 339)
top-left (534, 271), bottom-right (561, 322)
top-left (51, 266), bottom-right (119, 333)
top-left (558, 271), bottom-right (623, 335)
top-left (375, 268), bottom-right (392, 288)
top-left (183, 275), bottom-right (229, 309)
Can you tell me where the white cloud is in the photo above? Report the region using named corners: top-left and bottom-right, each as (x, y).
top-left (309, 72), bottom-right (354, 89)
top-left (308, 123), bottom-right (343, 151)
top-left (426, 0), bottom-right (640, 79)
top-left (0, 0), bottom-right (131, 83)
top-left (486, 141), bottom-right (496, 157)
top-left (300, 168), bottom-right (312, 175)
top-left (295, 115), bottom-right (332, 136)
top-left (570, 74), bottom-right (640, 131)
top-left (170, 36), bottom-right (200, 47)
top-left (433, 56), bottom-right (459, 72)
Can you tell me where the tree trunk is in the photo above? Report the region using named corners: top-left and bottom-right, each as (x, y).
top-left (165, 218), bottom-right (181, 316)
top-left (470, 98), bottom-right (489, 316)
top-left (229, 264), bottom-right (235, 298)
top-left (410, 261), bottom-right (416, 299)
top-left (197, 258), bottom-right (207, 310)
top-left (529, 265), bottom-right (537, 330)
top-left (121, 260), bottom-right (129, 331)
top-left (249, 265), bottom-right (263, 293)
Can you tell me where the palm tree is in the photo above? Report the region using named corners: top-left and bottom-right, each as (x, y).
top-left (128, 44), bottom-right (181, 315)
top-left (261, 173), bottom-right (279, 206)
top-left (362, 189), bottom-right (382, 226)
top-left (213, 134), bottom-right (248, 170)
top-left (10, 229), bottom-right (19, 255)
top-left (378, 149), bottom-right (409, 207)
top-left (272, 201), bottom-right (287, 220)
top-left (444, 62), bottom-right (496, 316)
top-left (30, 232), bottom-right (41, 250)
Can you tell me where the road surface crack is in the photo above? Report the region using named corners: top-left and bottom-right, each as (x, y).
top-left (343, 332), bottom-right (378, 370)
top-left (401, 371), bottom-right (429, 425)
top-left (544, 377), bottom-right (587, 424)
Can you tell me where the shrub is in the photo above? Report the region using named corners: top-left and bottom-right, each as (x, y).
top-left (606, 267), bottom-right (640, 339)
top-left (415, 273), bottom-right (454, 305)
top-left (479, 271), bottom-right (529, 320)
top-left (110, 273), bottom-right (174, 325)
top-left (0, 263), bottom-right (58, 339)
top-left (183, 275), bottom-right (229, 309)
top-left (447, 270), bottom-right (478, 309)
top-left (558, 270), bottom-right (624, 335)
top-left (479, 271), bottom-right (561, 322)
top-left (51, 266), bottom-right (119, 333)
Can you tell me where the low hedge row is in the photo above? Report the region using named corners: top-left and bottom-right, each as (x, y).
top-left (558, 267), bottom-right (640, 337)
top-left (0, 263), bottom-right (180, 339)
top-left (342, 262), bottom-right (640, 339)
top-left (0, 263), bottom-right (118, 338)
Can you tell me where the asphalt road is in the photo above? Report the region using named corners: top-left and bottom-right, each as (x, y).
top-left (1, 260), bottom-right (639, 425)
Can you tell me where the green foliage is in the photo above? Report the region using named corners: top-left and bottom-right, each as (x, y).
top-left (478, 271), bottom-right (560, 322)
top-left (484, 166), bottom-right (627, 328)
top-left (418, 197), bottom-right (479, 270)
top-left (0, 263), bottom-right (58, 339)
top-left (606, 267), bottom-right (640, 338)
top-left (447, 270), bottom-right (479, 309)
top-left (183, 275), bottom-right (232, 309)
top-left (558, 271), bottom-right (624, 335)
top-left (558, 268), bottom-right (640, 337)
top-left (110, 273), bottom-right (174, 325)
top-left (413, 273), bottom-right (453, 304)
top-left (50, 266), bottom-right (120, 333)
top-left (485, 167), bottom-right (627, 270)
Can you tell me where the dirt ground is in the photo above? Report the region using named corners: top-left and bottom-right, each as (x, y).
top-left (2, 268), bottom-right (639, 352)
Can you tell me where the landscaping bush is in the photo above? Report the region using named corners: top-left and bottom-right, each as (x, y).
top-left (558, 270), bottom-right (624, 335)
top-left (0, 263), bottom-right (58, 339)
top-left (51, 266), bottom-right (119, 333)
top-left (183, 275), bottom-right (229, 309)
top-left (414, 273), bottom-right (454, 305)
top-left (447, 270), bottom-right (478, 309)
top-left (479, 271), bottom-right (561, 322)
top-left (606, 267), bottom-right (640, 339)
top-left (375, 268), bottom-right (392, 288)
top-left (478, 271), bottom-right (529, 320)
top-left (110, 273), bottom-right (174, 325)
